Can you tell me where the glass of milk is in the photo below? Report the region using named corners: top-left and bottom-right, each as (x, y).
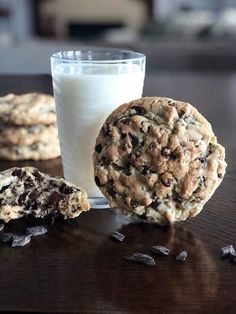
top-left (51, 49), bottom-right (146, 207)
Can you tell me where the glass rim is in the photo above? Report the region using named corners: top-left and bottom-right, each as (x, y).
top-left (51, 49), bottom-right (146, 63)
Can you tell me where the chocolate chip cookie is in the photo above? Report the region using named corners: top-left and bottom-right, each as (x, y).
top-left (93, 97), bottom-right (227, 224)
top-left (0, 93), bottom-right (56, 125)
top-left (0, 167), bottom-right (90, 223)
top-left (0, 140), bottom-right (60, 161)
top-left (0, 124), bottom-right (58, 146)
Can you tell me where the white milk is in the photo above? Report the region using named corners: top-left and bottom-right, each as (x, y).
top-left (52, 63), bottom-right (145, 197)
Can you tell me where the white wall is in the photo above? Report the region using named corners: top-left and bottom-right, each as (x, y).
top-left (0, 0), bottom-right (33, 42)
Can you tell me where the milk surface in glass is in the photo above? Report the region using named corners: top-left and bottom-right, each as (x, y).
top-left (52, 61), bottom-right (145, 197)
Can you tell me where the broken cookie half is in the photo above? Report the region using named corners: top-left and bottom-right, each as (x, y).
top-left (0, 167), bottom-right (90, 223)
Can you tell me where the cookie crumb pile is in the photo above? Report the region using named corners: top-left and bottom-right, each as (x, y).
top-left (93, 97), bottom-right (227, 224)
top-left (0, 93), bottom-right (60, 160)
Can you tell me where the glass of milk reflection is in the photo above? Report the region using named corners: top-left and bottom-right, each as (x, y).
top-left (51, 50), bottom-right (146, 207)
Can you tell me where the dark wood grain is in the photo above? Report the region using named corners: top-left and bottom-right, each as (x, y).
top-left (0, 74), bottom-right (235, 314)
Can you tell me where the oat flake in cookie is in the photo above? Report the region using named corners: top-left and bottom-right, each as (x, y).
top-left (0, 167), bottom-right (90, 223)
top-left (93, 97), bottom-right (227, 224)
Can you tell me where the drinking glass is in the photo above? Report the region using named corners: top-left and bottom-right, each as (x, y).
top-left (51, 49), bottom-right (146, 207)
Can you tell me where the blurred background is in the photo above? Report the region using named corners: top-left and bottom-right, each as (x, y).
top-left (1, 0), bottom-right (236, 73)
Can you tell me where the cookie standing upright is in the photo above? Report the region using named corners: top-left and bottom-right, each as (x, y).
top-left (93, 97), bottom-right (227, 224)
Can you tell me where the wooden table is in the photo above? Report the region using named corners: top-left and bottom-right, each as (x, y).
top-left (0, 74), bottom-right (235, 314)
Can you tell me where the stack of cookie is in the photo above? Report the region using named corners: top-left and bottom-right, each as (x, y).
top-left (0, 93), bottom-right (60, 160)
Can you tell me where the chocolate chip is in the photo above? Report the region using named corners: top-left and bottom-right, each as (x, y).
top-left (208, 143), bottom-right (215, 154)
top-left (149, 142), bottom-right (156, 150)
top-left (100, 156), bottom-right (109, 166)
top-left (124, 165), bottom-right (132, 176)
top-left (95, 143), bottom-right (102, 153)
top-left (140, 121), bottom-right (148, 133)
top-left (41, 204), bottom-right (49, 212)
top-left (200, 176), bottom-right (206, 183)
top-left (168, 101), bottom-right (175, 107)
top-left (198, 157), bottom-right (207, 164)
top-left (194, 187), bottom-right (201, 195)
top-left (121, 133), bottom-right (126, 139)
top-left (15, 148), bottom-right (20, 155)
top-left (172, 191), bottom-right (182, 203)
top-left (59, 183), bottom-right (74, 195)
top-left (95, 176), bottom-right (101, 187)
top-left (112, 163), bottom-right (123, 171)
top-left (170, 152), bottom-right (177, 160)
top-left (141, 165), bottom-right (149, 175)
top-left (26, 226), bottom-right (48, 236)
top-left (32, 169), bottom-right (43, 181)
top-left (108, 189), bottom-right (116, 197)
top-left (0, 184), bottom-right (11, 194)
top-left (151, 199), bottom-right (161, 208)
top-left (111, 231), bottom-right (125, 242)
top-left (131, 199), bottom-right (138, 208)
top-left (161, 147), bottom-right (171, 158)
top-left (151, 245), bottom-right (170, 256)
top-left (29, 189), bottom-right (40, 201)
top-left (24, 177), bottom-right (35, 189)
top-left (218, 173), bottom-right (223, 179)
top-left (48, 191), bottom-right (63, 207)
top-left (221, 245), bottom-right (235, 257)
top-left (129, 133), bottom-right (139, 148)
top-left (25, 199), bottom-right (38, 211)
top-left (12, 234), bottom-right (31, 247)
top-left (230, 251), bottom-right (236, 263)
top-left (179, 110), bottom-right (186, 118)
top-left (120, 118), bottom-right (130, 125)
top-left (12, 168), bottom-right (26, 179)
top-left (18, 192), bottom-right (27, 206)
top-left (0, 223), bottom-right (4, 231)
top-left (49, 179), bottom-right (58, 188)
top-left (101, 124), bottom-right (110, 136)
top-left (0, 198), bottom-right (5, 205)
top-left (161, 177), bottom-right (172, 187)
top-left (107, 180), bottom-right (117, 197)
top-left (131, 106), bottom-right (147, 116)
top-left (11, 186), bottom-right (18, 195)
top-left (176, 251), bottom-right (187, 261)
top-left (0, 232), bottom-right (14, 243)
top-left (124, 253), bottom-right (156, 266)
